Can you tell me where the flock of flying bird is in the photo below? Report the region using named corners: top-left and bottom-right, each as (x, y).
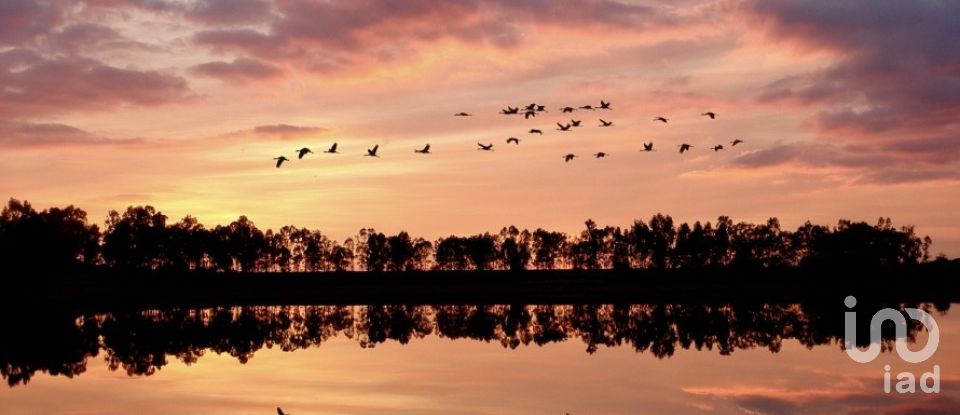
top-left (272, 100), bottom-right (745, 168)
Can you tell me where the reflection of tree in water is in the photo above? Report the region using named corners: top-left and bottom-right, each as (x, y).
top-left (0, 303), bottom-right (947, 386)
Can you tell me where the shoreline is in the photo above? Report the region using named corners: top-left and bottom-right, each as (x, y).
top-left (13, 261), bottom-right (960, 312)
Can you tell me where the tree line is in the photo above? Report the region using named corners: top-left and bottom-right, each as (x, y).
top-left (0, 198), bottom-right (935, 272)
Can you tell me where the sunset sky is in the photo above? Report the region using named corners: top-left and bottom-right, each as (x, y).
top-left (2, 0), bottom-right (959, 255)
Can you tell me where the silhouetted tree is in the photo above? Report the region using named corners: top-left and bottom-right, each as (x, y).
top-left (0, 199), bottom-right (100, 271)
top-left (167, 215), bottom-right (209, 270)
top-left (531, 229), bottom-right (568, 270)
top-left (498, 226), bottom-right (532, 271)
top-left (435, 236), bottom-right (470, 270)
top-left (646, 214), bottom-right (676, 269)
top-left (358, 229), bottom-right (388, 272)
top-left (465, 234), bottom-right (498, 270)
top-left (385, 231), bottom-right (433, 271)
top-left (570, 219), bottom-right (615, 269)
top-left (328, 238), bottom-right (355, 271)
top-left (102, 206), bottom-right (169, 269)
top-left (213, 216), bottom-right (266, 272)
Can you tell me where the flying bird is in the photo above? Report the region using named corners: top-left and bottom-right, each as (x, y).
top-left (536, 105), bottom-right (547, 112)
top-left (296, 147), bottom-right (313, 159)
top-left (478, 142), bottom-right (494, 151)
top-left (524, 103), bottom-right (537, 111)
top-left (273, 156), bottom-right (289, 168)
top-left (712, 145), bottom-right (724, 151)
top-left (507, 137), bottom-right (520, 145)
top-left (501, 106), bottom-right (519, 115)
top-left (557, 122), bottom-right (572, 131)
top-left (731, 139), bottom-right (744, 146)
top-left (678, 144), bottom-right (693, 153)
top-left (570, 119), bottom-right (582, 127)
top-left (277, 408), bottom-right (289, 415)
top-left (599, 119), bottom-right (613, 127)
top-left (599, 100), bottom-right (612, 110)
top-left (454, 112), bottom-right (471, 117)
top-left (579, 105), bottom-right (595, 110)
top-left (529, 129), bottom-right (543, 135)
top-left (564, 154), bottom-right (577, 162)
top-left (701, 111), bottom-right (718, 119)
top-left (325, 142), bottom-right (339, 154)
top-left (560, 106), bottom-right (576, 113)
top-left (415, 144), bottom-right (431, 154)
top-left (594, 152), bottom-right (608, 158)
top-left (642, 142), bottom-right (654, 152)
top-left (365, 145), bottom-right (379, 157)
top-left (524, 110), bottom-right (537, 119)
top-left (653, 116), bottom-right (669, 123)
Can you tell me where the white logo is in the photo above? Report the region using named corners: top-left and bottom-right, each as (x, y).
top-left (843, 295), bottom-right (940, 394)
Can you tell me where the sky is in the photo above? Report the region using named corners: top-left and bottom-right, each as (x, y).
top-left (1, 0), bottom-right (959, 255)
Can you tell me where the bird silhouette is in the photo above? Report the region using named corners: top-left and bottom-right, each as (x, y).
top-left (501, 106), bottom-right (519, 115)
top-left (731, 139), bottom-right (744, 146)
top-left (365, 145), bottom-right (379, 157)
top-left (570, 119), bottom-right (582, 127)
top-left (325, 142), bottom-right (339, 154)
top-left (599, 119), bottom-right (613, 127)
top-left (564, 154), bottom-right (577, 162)
top-left (536, 105), bottom-right (546, 112)
top-left (273, 156), bottom-right (289, 168)
top-left (454, 112), bottom-right (471, 117)
top-left (678, 144), bottom-right (693, 153)
top-left (560, 106), bottom-right (576, 113)
top-left (478, 142), bottom-right (494, 151)
top-left (557, 122), bottom-right (572, 131)
top-left (653, 116), bottom-right (669, 123)
top-left (507, 137), bottom-right (520, 145)
top-left (529, 129), bottom-right (543, 135)
top-left (524, 103), bottom-right (537, 111)
top-left (277, 408), bottom-right (289, 415)
top-left (579, 105), bottom-right (595, 110)
top-left (524, 110), bottom-right (537, 119)
top-left (594, 152), bottom-right (608, 158)
top-left (642, 142), bottom-right (654, 152)
top-left (415, 144), bottom-right (431, 154)
top-left (712, 145), bottom-right (724, 151)
top-left (296, 147), bottom-right (313, 159)
top-left (702, 111), bottom-right (717, 119)
top-left (599, 100), bottom-right (612, 110)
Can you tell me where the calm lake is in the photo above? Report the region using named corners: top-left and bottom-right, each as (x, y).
top-left (1, 303), bottom-right (955, 414)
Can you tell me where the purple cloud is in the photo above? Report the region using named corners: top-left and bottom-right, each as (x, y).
top-left (189, 57), bottom-right (283, 82)
top-left (0, 54), bottom-right (193, 117)
top-left (0, 120), bottom-right (141, 148)
top-left (251, 124), bottom-right (326, 139)
top-left (744, 0), bottom-right (960, 140)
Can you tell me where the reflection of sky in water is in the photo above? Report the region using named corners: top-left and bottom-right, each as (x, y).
top-left (1, 306), bottom-right (956, 415)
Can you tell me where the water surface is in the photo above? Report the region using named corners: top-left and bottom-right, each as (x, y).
top-left (1, 303), bottom-right (955, 414)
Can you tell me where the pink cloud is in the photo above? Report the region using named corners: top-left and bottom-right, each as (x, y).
top-left (0, 53), bottom-right (193, 117)
top-left (251, 124), bottom-right (327, 139)
top-left (729, 0), bottom-right (960, 182)
top-left (190, 0), bottom-right (684, 73)
top-left (189, 57), bottom-right (283, 82)
top-left (0, 1), bottom-right (65, 46)
top-left (43, 22), bottom-right (163, 55)
top-left (0, 120), bottom-right (142, 148)
top-left (743, 0), bottom-right (960, 143)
